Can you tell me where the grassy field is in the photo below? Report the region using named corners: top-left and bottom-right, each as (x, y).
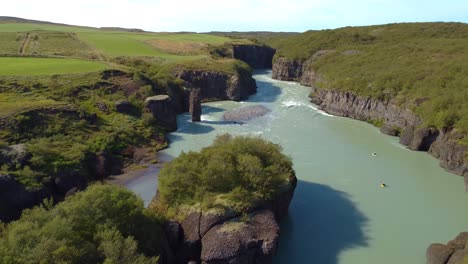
top-left (269, 23), bottom-right (468, 132)
top-left (0, 93), bottom-right (65, 118)
top-left (0, 21), bottom-right (234, 60)
top-left (0, 57), bottom-right (107, 76)
top-left (0, 32), bottom-right (23, 54)
top-left (24, 31), bottom-right (99, 58)
top-left (78, 32), bottom-right (229, 59)
top-left (0, 23), bottom-right (100, 33)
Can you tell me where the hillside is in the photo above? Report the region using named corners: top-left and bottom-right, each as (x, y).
top-left (0, 18), bottom-right (271, 222)
top-left (269, 22), bottom-right (468, 137)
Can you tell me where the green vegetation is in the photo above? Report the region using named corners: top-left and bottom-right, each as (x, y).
top-left (0, 184), bottom-right (161, 264)
top-left (0, 70), bottom-right (168, 187)
top-left (0, 22), bottom-right (102, 33)
top-left (78, 32), bottom-right (177, 58)
top-left (0, 19), bottom-right (255, 188)
top-left (0, 58), bottom-right (107, 76)
top-left (156, 134), bottom-right (294, 215)
top-left (269, 23), bottom-right (468, 132)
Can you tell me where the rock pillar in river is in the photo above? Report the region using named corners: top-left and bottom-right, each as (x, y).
top-left (189, 88), bottom-right (201, 122)
top-left (145, 95), bottom-right (177, 131)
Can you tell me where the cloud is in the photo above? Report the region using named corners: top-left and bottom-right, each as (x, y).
top-left (2, 0), bottom-right (468, 32)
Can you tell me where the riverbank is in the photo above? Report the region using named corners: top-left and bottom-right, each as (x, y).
top-left (126, 70), bottom-right (468, 264)
top-left (271, 57), bottom-right (468, 184)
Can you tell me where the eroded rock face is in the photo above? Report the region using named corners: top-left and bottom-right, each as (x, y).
top-left (272, 56), bottom-right (468, 180)
top-left (190, 88), bottom-right (202, 122)
top-left (223, 105), bottom-right (270, 122)
top-left (54, 171), bottom-right (87, 195)
top-left (427, 232), bottom-right (468, 264)
top-left (157, 174), bottom-right (297, 264)
top-left (145, 95), bottom-right (177, 131)
top-left (427, 244), bottom-right (453, 264)
top-left (115, 100), bottom-right (134, 114)
top-left (232, 45), bottom-right (276, 69)
top-left (272, 57), bottom-right (304, 82)
top-left (0, 174), bottom-right (49, 222)
top-left (380, 125), bottom-right (400, 136)
top-left (201, 210), bottom-right (279, 264)
top-left (176, 70), bottom-right (256, 102)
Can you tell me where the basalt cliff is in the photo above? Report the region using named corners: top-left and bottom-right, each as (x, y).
top-left (272, 56), bottom-right (468, 183)
top-left (153, 174), bottom-right (297, 264)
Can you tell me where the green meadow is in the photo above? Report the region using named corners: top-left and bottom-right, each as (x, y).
top-left (0, 57), bottom-right (107, 76)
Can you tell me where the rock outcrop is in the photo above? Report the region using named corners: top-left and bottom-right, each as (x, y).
top-left (189, 88), bottom-right (202, 122)
top-left (232, 44), bottom-right (276, 69)
top-left (201, 210), bottom-right (279, 264)
top-left (223, 105), bottom-right (270, 122)
top-left (155, 174), bottom-right (297, 264)
top-left (427, 232), bottom-right (468, 264)
top-left (145, 95), bottom-right (178, 131)
top-left (115, 99), bottom-right (134, 114)
top-left (176, 70), bottom-right (256, 102)
top-left (272, 56), bottom-right (468, 179)
top-left (0, 174), bottom-right (49, 222)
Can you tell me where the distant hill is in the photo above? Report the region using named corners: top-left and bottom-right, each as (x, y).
top-left (208, 31), bottom-right (299, 44)
top-left (0, 16), bottom-right (82, 26)
top-left (0, 16), bottom-right (145, 32)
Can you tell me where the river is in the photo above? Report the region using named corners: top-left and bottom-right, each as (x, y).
top-left (127, 70), bottom-right (468, 264)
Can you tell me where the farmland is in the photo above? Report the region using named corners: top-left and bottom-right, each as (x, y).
top-left (0, 57), bottom-right (107, 76)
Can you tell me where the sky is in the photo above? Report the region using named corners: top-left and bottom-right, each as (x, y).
top-left (2, 0), bottom-right (468, 32)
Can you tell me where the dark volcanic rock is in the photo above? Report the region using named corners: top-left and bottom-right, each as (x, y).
top-left (190, 88), bottom-right (202, 122)
top-left (0, 174), bottom-right (49, 222)
top-left (54, 172), bottom-right (87, 195)
top-left (145, 95), bottom-right (177, 131)
top-left (272, 55), bottom-right (468, 180)
top-left (428, 232), bottom-right (468, 264)
top-left (447, 249), bottom-right (468, 264)
top-left (426, 244), bottom-right (454, 264)
top-left (115, 100), bottom-right (134, 114)
top-left (158, 174), bottom-right (297, 264)
top-left (272, 57), bottom-right (304, 82)
top-left (201, 210), bottom-right (279, 264)
top-left (232, 44), bottom-right (276, 69)
top-left (400, 126), bottom-right (416, 146)
top-left (164, 221), bottom-right (182, 251)
top-left (223, 105), bottom-right (270, 122)
top-left (95, 102), bottom-right (109, 113)
top-left (176, 70), bottom-right (256, 102)
top-left (95, 151), bottom-right (111, 180)
top-left (429, 130), bottom-right (468, 178)
top-left (409, 127), bottom-right (440, 151)
top-left (447, 232), bottom-right (468, 250)
top-left (380, 125), bottom-right (400, 136)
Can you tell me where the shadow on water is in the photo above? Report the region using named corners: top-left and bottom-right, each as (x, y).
top-left (173, 113), bottom-right (215, 135)
top-left (202, 105), bottom-right (225, 115)
top-left (248, 80), bottom-right (282, 103)
top-left (202, 120), bottom-right (245, 125)
top-left (275, 181), bottom-right (369, 264)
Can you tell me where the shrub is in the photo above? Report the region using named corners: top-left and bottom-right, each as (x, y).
top-left (269, 22), bottom-right (468, 132)
top-left (0, 184), bottom-right (161, 264)
top-left (158, 134), bottom-right (294, 211)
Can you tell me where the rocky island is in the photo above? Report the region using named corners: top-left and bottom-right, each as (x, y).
top-left (150, 135), bottom-right (297, 264)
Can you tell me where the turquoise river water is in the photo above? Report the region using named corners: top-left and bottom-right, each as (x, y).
top-left (127, 70), bottom-right (468, 264)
